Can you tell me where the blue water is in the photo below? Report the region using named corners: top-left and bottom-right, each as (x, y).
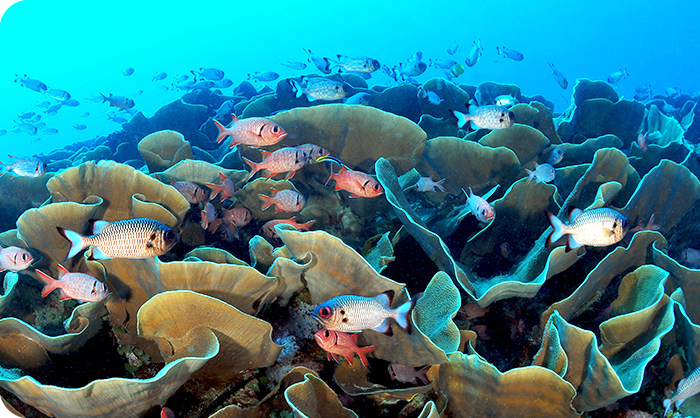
top-left (1, 0), bottom-right (698, 157)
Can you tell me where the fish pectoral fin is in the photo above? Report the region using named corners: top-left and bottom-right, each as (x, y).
top-left (602, 228), bottom-right (615, 238)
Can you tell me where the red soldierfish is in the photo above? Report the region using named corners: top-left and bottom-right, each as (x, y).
top-left (168, 179), bottom-right (209, 204)
top-left (314, 329), bottom-right (376, 367)
top-left (57, 218), bottom-right (178, 260)
top-left (243, 147), bottom-right (308, 182)
top-left (637, 131), bottom-right (649, 152)
top-left (261, 217), bottom-right (315, 239)
top-left (328, 165), bottom-right (384, 198)
top-left (388, 363), bottom-right (431, 385)
top-left (312, 290), bottom-right (417, 336)
top-left (258, 188), bottom-right (306, 213)
top-left (0, 246), bottom-right (34, 272)
top-left (213, 115), bottom-right (287, 148)
top-left (205, 173), bottom-right (237, 201)
top-left (100, 93), bottom-right (135, 109)
top-left (36, 264), bottom-right (109, 302)
top-left (200, 202), bottom-right (218, 230)
top-left (161, 407), bottom-right (176, 418)
top-left (464, 188), bottom-right (495, 222)
top-left (222, 206), bottom-right (252, 228)
top-left (296, 143), bottom-right (331, 163)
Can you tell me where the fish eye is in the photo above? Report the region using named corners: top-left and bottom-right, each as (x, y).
top-left (324, 330), bottom-right (330, 337)
top-left (319, 306), bottom-right (332, 318)
top-left (21, 253), bottom-right (28, 261)
top-left (165, 231), bottom-right (176, 241)
top-left (273, 126), bottom-right (279, 133)
top-left (373, 184), bottom-right (380, 191)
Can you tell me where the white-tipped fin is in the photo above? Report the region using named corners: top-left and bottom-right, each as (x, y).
top-left (393, 297), bottom-right (417, 334)
top-left (545, 211), bottom-right (566, 248)
top-left (91, 220), bottom-right (110, 234)
top-left (290, 79), bottom-right (303, 98)
top-left (89, 247), bottom-right (109, 260)
top-left (372, 318), bottom-right (392, 336)
top-left (56, 227), bottom-right (87, 261)
top-left (567, 235), bottom-right (582, 251)
top-left (569, 207), bottom-right (583, 223)
top-left (374, 290), bottom-right (394, 308)
top-left (450, 109), bottom-right (468, 128)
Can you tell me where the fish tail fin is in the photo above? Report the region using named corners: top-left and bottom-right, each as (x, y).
top-left (663, 399), bottom-right (672, 416)
top-left (394, 296), bottom-right (418, 334)
top-left (36, 270), bottom-right (59, 297)
top-left (436, 178), bottom-right (446, 192)
top-left (357, 344), bottom-right (377, 367)
top-left (449, 109), bottom-right (468, 128)
top-left (258, 194), bottom-right (273, 210)
top-left (290, 79), bottom-right (303, 98)
top-left (0, 162), bottom-right (7, 178)
top-left (242, 157), bottom-right (260, 182)
top-left (526, 168), bottom-right (535, 184)
top-left (204, 183), bottom-right (223, 200)
top-left (56, 226), bottom-right (86, 261)
top-left (200, 209), bottom-right (209, 229)
top-left (213, 119), bottom-right (228, 143)
top-left (299, 219), bottom-right (316, 229)
top-left (545, 211), bottom-right (566, 248)
top-left (99, 93), bottom-right (108, 103)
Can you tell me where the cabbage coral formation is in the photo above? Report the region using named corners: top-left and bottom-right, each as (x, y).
top-left (0, 78), bottom-right (699, 418)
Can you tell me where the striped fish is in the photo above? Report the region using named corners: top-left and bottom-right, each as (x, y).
top-left (213, 115), bottom-right (287, 148)
top-left (243, 147), bottom-right (308, 182)
top-left (664, 365), bottom-right (700, 416)
top-left (545, 208), bottom-right (628, 251)
top-left (57, 218), bottom-right (178, 260)
top-left (312, 290), bottom-right (417, 336)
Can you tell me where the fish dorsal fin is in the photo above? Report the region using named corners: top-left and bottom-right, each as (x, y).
top-left (350, 333), bottom-right (359, 343)
top-left (569, 207), bottom-right (583, 223)
top-left (57, 264), bottom-right (70, 278)
top-left (259, 150), bottom-right (271, 159)
top-left (230, 114), bottom-right (240, 122)
top-left (91, 220), bottom-right (110, 235)
top-left (375, 290), bottom-right (395, 308)
top-left (339, 165), bottom-right (348, 175)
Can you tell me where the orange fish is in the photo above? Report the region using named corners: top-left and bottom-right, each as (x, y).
top-left (314, 329), bottom-right (376, 367)
top-left (243, 147), bottom-right (308, 181)
top-left (205, 173), bottom-right (237, 202)
top-left (258, 188), bottom-right (306, 213)
top-left (161, 407), bottom-right (175, 418)
top-left (328, 165), bottom-right (384, 198)
top-left (261, 217), bottom-right (316, 239)
top-left (213, 115), bottom-right (287, 148)
top-left (222, 206), bottom-right (252, 228)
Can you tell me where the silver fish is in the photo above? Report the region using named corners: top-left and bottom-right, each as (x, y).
top-left (494, 94), bottom-right (517, 107)
top-left (212, 79), bottom-right (233, 88)
top-left (290, 78), bottom-right (349, 101)
top-left (546, 208), bottom-right (628, 250)
top-left (63, 99), bottom-right (80, 107)
top-left (343, 92), bottom-right (372, 105)
top-left (450, 104), bottom-right (515, 131)
top-left (152, 72), bottom-right (168, 81)
top-left (526, 163), bottom-right (555, 184)
top-left (465, 39), bottom-right (483, 67)
top-left (36, 264), bottom-right (109, 302)
top-left (547, 148), bottom-right (565, 165)
top-left (195, 68), bottom-right (224, 81)
top-left (281, 61), bottom-right (307, 70)
top-left (0, 130), bottom-right (6, 136)
top-left (664, 365), bottom-right (700, 416)
top-left (429, 58), bottom-right (458, 69)
top-left (44, 103), bottom-right (62, 115)
top-left (46, 88), bottom-right (71, 101)
top-left (420, 89), bottom-right (443, 105)
top-left (215, 100), bottom-right (236, 119)
top-left (100, 93), bottom-right (135, 109)
top-left (332, 55), bottom-right (380, 73)
top-left (607, 68), bottom-right (629, 84)
top-left (73, 124), bottom-right (87, 130)
top-left (296, 143), bottom-right (331, 163)
top-left (0, 155), bottom-right (46, 178)
top-left (303, 48), bottom-right (332, 74)
top-left (496, 46), bottom-right (524, 61)
top-left (312, 290), bottom-right (416, 335)
top-left (57, 218), bottom-right (178, 260)
top-left (548, 62), bottom-right (568, 89)
top-left (395, 60), bottom-right (427, 78)
top-left (123, 67), bottom-right (135, 76)
top-left (18, 112), bottom-right (35, 120)
top-left (447, 41), bottom-right (460, 55)
top-left (14, 74), bottom-right (47, 92)
top-left (16, 123), bottom-right (37, 135)
top-left (247, 71), bottom-right (279, 82)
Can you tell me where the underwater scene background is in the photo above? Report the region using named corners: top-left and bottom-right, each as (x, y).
top-left (1, 0), bottom-right (700, 417)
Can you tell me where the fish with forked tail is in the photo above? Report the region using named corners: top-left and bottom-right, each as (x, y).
top-left (548, 62), bottom-right (568, 89)
top-left (36, 264), bottom-right (109, 302)
top-left (57, 218), bottom-right (178, 260)
top-left (326, 163), bottom-right (384, 198)
top-left (664, 364), bottom-right (700, 416)
top-left (545, 208), bottom-right (628, 251)
top-left (314, 329), bottom-right (376, 367)
top-left (213, 115), bottom-right (287, 148)
top-left (258, 188), bottom-right (306, 213)
top-left (450, 104), bottom-right (515, 131)
top-left (312, 290), bottom-right (417, 335)
top-left (243, 147), bottom-right (308, 182)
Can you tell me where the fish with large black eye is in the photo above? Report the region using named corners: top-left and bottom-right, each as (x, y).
top-left (312, 290), bottom-right (419, 336)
